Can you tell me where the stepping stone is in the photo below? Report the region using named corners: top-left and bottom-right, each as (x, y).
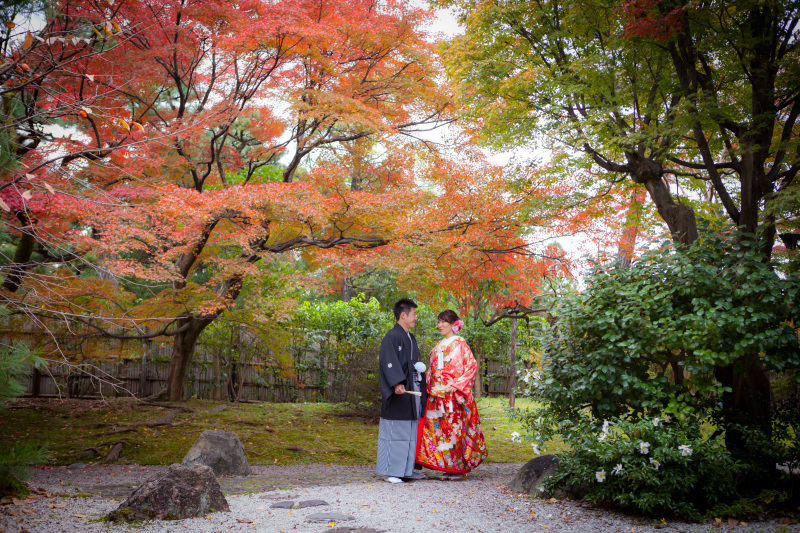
top-left (66, 463), bottom-right (88, 469)
top-left (326, 526), bottom-right (383, 533)
top-left (270, 501), bottom-right (295, 509)
top-left (296, 499), bottom-right (329, 509)
top-left (306, 512), bottom-right (355, 523)
top-left (260, 493), bottom-right (297, 500)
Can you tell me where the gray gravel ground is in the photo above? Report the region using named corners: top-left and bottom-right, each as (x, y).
top-left (0, 464), bottom-right (792, 533)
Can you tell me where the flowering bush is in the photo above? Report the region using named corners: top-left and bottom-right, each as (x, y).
top-left (515, 231), bottom-right (800, 517)
top-left (537, 413), bottom-right (739, 518)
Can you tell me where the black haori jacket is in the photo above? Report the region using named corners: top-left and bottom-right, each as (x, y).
top-left (379, 323), bottom-right (428, 420)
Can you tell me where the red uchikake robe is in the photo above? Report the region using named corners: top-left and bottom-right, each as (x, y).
top-left (416, 335), bottom-right (488, 473)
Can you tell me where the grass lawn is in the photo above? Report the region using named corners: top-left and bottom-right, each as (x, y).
top-left (0, 397), bottom-right (555, 466)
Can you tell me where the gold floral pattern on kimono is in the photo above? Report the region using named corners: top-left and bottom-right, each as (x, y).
top-left (416, 336), bottom-right (488, 473)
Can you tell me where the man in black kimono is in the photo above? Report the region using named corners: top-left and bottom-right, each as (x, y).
top-left (376, 298), bottom-right (428, 483)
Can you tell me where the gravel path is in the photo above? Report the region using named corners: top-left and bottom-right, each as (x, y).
top-left (0, 463), bottom-right (791, 533)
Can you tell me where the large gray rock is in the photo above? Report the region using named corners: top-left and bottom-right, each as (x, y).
top-left (510, 455), bottom-right (589, 500)
top-left (182, 430), bottom-right (251, 476)
top-left (509, 455), bottom-right (560, 495)
top-left (107, 464), bottom-right (230, 521)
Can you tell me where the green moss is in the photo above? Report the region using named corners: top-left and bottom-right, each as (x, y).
top-left (0, 397), bottom-right (541, 465)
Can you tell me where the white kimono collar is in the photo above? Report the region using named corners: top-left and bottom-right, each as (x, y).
top-left (436, 335), bottom-right (462, 369)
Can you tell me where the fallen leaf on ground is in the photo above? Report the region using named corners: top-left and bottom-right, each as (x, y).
top-left (72, 513), bottom-right (87, 518)
top-left (236, 518), bottom-right (253, 524)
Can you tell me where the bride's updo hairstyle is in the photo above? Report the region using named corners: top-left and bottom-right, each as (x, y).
top-left (437, 309), bottom-right (459, 324)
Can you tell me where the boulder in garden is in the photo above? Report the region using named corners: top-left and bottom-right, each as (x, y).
top-left (107, 464), bottom-right (229, 521)
top-left (510, 454), bottom-right (589, 500)
top-left (182, 429), bottom-right (251, 476)
top-left (509, 455), bottom-right (560, 495)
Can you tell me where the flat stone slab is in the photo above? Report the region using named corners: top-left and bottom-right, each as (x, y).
top-left (296, 499), bottom-right (329, 508)
top-left (270, 501), bottom-right (295, 509)
top-left (259, 493), bottom-right (298, 500)
top-left (328, 528), bottom-right (383, 533)
top-left (66, 463), bottom-right (88, 469)
top-left (306, 512), bottom-right (355, 522)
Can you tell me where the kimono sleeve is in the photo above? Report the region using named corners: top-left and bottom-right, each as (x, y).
top-left (450, 339), bottom-right (477, 401)
top-left (379, 334), bottom-right (407, 397)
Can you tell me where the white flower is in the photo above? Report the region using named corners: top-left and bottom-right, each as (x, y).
top-left (639, 441), bottom-right (650, 454)
top-left (522, 373), bottom-right (530, 384)
top-left (601, 420), bottom-right (610, 434)
top-left (532, 371), bottom-right (541, 381)
top-left (649, 458), bottom-right (660, 470)
top-left (511, 431), bottom-right (521, 443)
top-left (598, 433), bottom-right (607, 442)
top-left (531, 443), bottom-right (541, 455)
top-left (536, 417), bottom-right (543, 425)
top-left (612, 463), bottom-right (623, 475)
top-left (652, 417), bottom-right (660, 427)
top-left (538, 486), bottom-right (546, 493)
top-left (678, 444), bottom-right (693, 456)
top-left (595, 470), bottom-right (606, 483)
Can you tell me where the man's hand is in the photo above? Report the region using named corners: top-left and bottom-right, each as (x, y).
top-left (393, 383), bottom-right (406, 395)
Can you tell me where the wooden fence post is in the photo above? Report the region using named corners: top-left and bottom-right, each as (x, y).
top-left (31, 367), bottom-right (41, 398)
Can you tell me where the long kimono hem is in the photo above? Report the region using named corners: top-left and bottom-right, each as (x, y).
top-left (415, 336), bottom-right (488, 474)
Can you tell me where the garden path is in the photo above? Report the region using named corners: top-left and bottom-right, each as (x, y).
top-left (0, 463), bottom-right (791, 533)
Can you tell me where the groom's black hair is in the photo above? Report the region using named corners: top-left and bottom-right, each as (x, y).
top-left (393, 298), bottom-right (418, 320)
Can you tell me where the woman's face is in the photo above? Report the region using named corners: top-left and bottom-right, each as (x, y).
top-left (437, 319), bottom-right (454, 336)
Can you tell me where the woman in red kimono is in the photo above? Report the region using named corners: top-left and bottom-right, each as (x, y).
top-left (416, 310), bottom-right (488, 480)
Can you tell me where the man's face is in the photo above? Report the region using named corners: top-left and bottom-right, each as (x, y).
top-left (400, 308), bottom-right (417, 329)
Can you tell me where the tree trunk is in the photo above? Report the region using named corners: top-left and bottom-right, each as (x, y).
top-left (163, 316), bottom-right (214, 401)
top-left (739, 148), bottom-right (761, 237)
top-left (211, 352), bottom-right (222, 401)
top-left (228, 362), bottom-right (240, 402)
top-left (508, 317), bottom-right (518, 408)
top-left (643, 176), bottom-right (698, 245)
top-left (2, 211), bottom-right (37, 293)
top-left (714, 355), bottom-right (773, 461)
top-left (473, 345), bottom-right (483, 399)
top-left (340, 278), bottom-right (355, 302)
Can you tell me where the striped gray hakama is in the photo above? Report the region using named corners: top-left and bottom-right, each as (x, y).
top-left (376, 418), bottom-right (419, 477)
